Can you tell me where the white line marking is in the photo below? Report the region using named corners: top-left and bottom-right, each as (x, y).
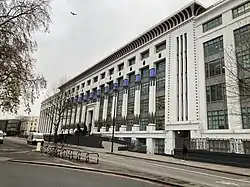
top-left (216, 180), bottom-right (239, 186)
top-left (103, 156), bottom-right (250, 184)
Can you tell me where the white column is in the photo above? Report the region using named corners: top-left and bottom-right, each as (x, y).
top-left (103, 95), bottom-right (108, 120)
top-left (165, 130), bottom-right (175, 155)
top-left (122, 89), bottom-right (128, 118)
top-left (134, 85), bottom-right (140, 116)
top-left (81, 104), bottom-right (86, 123)
top-left (75, 104), bottom-right (80, 124)
top-left (148, 71), bottom-right (156, 114)
top-left (146, 138), bottom-right (154, 154)
top-left (111, 94), bottom-right (117, 119)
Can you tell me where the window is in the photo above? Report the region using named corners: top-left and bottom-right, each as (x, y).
top-left (72, 87), bottom-right (75, 93)
top-left (156, 60), bottom-right (166, 74)
top-left (139, 118), bottom-right (148, 131)
top-left (140, 99), bottom-right (149, 113)
top-left (129, 73), bottom-right (136, 83)
top-left (141, 68), bottom-right (149, 79)
top-left (126, 119), bottom-right (133, 131)
top-left (118, 78), bottom-right (123, 87)
top-left (156, 77), bottom-right (165, 91)
top-left (206, 84), bottom-right (225, 103)
top-left (127, 102), bottom-right (134, 115)
top-left (76, 85), bottom-right (80, 90)
top-left (207, 109), bottom-right (228, 130)
top-left (208, 140), bottom-right (230, 153)
top-left (141, 50), bottom-right (149, 60)
top-left (156, 96), bottom-right (165, 110)
top-left (109, 68), bottom-right (114, 75)
top-left (155, 41), bottom-right (166, 53)
top-left (234, 24), bottom-right (250, 68)
top-left (241, 107), bottom-right (250, 129)
top-left (232, 1), bottom-right (250, 19)
top-left (203, 15), bottom-right (222, 33)
top-left (118, 63), bottom-right (124, 71)
top-left (93, 76), bottom-right (98, 83)
top-left (101, 72), bottom-right (105, 79)
top-left (81, 82), bottom-right (85, 88)
top-left (128, 86), bottom-right (135, 97)
top-left (141, 82), bottom-right (149, 95)
top-left (129, 57), bottom-right (136, 66)
top-left (87, 80), bottom-right (91, 86)
top-left (155, 116), bottom-right (165, 130)
top-left (205, 58), bottom-right (225, 78)
top-left (204, 36), bottom-right (223, 57)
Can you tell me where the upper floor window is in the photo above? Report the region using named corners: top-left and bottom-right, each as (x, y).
top-left (101, 72), bottom-right (105, 79)
top-left (203, 36), bottom-right (223, 57)
top-left (141, 67), bottom-right (149, 79)
top-left (118, 63), bottom-right (124, 71)
top-left (93, 76), bottom-right (98, 83)
top-left (156, 60), bottom-right (166, 74)
top-left (129, 73), bottom-right (136, 83)
top-left (76, 85), bottom-right (80, 91)
top-left (233, 1), bottom-right (250, 19)
top-left (81, 82), bottom-right (85, 88)
top-left (87, 80), bottom-right (91, 86)
top-left (155, 41), bottom-right (166, 53)
top-left (203, 15), bottom-right (222, 33)
top-left (141, 50), bottom-right (149, 60)
top-left (72, 87), bottom-right (75, 93)
top-left (109, 68), bottom-right (114, 75)
top-left (128, 57), bottom-right (136, 66)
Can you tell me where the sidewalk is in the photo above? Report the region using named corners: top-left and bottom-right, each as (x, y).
top-left (59, 142), bottom-right (250, 177)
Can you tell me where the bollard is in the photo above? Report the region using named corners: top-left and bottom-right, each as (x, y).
top-left (36, 142), bottom-right (41, 152)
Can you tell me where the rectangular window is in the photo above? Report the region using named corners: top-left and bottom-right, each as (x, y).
top-left (101, 72), bottom-right (105, 79)
top-left (156, 96), bottom-right (165, 111)
top-left (141, 50), bottom-right (149, 60)
top-left (128, 86), bottom-right (135, 97)
top-left (139, 118), bottom-right (148, 131)
top-left (129, 73), bottom-right (136, 83)
top-left (127, 102), bottom-right (134, 115)
top-left (93, 76), bottom-right (98, 83)
top-left (155, 41), bottom-right (166, 53)
top-left (203, 15), bottom-right (222, 33)
top-left (140, 99), bottom-right (149, 113)
top-left (76, 85), bottom-right (80, 90)
top-left (72, 87), bottom-right (75, 93)
top-left (141, 68), bottom-right (149, 79)
top-left (234, 24), bottom-right (250, 69)
top-left (241, 107), bottom-right (250, 129)
top-left (203, 36), bottom-right (223, 57)
top-left (118, 63), bottom-right (124, 71)
top-left (232, 1), bottom-right (250, 19)
top-left (109, 68), bottom-right (114, 75)
top-left (207, 109), bottom-right (228, 130)
top-left (129, 57), bottom-right (136, 66)
top-left (87, 80), bottom-right (91, 86)
top-left (141, 82), bottom-right (149, 95)
top-left (155, 116), bottom-right (165, 130)
top-left (207, 84), bottom-right (224, 103)
top-left (156, 60), bottom-right (166, 74)
top-left (156, 77), bottom-right (165, 91)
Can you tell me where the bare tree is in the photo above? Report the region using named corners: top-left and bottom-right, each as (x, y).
top-left (0, 0), bottom-right (52, 114)
top-left (44, 77), bottom-right (77, 143)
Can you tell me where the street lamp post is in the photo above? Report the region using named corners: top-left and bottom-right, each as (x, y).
top-left (111, 84), bottom-right (118, 153)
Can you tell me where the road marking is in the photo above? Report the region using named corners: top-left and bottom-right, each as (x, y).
top-left (216, 180), bottom-right (239, 186)
top-left (0, 157), bottom-right (12, 161)
top-left (103, 156), bottom-right (250, 184)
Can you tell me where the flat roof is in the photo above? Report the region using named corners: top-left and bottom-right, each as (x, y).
top-left (59, 1), bottom-right (207, 90)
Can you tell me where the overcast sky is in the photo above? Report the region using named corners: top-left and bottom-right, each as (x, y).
top-left (1, 0), bottom-right (220, 119)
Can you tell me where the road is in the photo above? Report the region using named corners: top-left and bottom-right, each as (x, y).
top-left (0, 162), bottom-right (161, 187)
top-left (3, 137), bottom-right (250, 187)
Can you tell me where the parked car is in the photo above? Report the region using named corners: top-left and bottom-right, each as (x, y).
top-left (27, 132), bottom-right (44, 145)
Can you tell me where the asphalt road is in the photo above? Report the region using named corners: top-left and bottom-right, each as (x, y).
top-left (0, 162), bottom-right (161, 187)
top-left (4, 137), bottom-right (250, 187)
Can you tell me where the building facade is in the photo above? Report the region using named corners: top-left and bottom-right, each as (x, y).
top-left (38, 0), bottom-right (250, 155)
top-left (20, 116), bottom-right (39, 135)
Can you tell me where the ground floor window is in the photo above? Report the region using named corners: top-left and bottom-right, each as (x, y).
top-left (154, 138), bottom-right (165, 155)
top-left (139, 118), bottom-right (148, 131)
top-left (155, 116), bottom-right (165, 130)
top-left (241, 107), bottom-right (250, 129)
top-left (207, 109), bottom-right (228, 130)
top-left (208, 139), bottom-right (230, 153)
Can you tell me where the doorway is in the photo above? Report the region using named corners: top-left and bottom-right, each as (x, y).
top-left (87, 110), bottom-right (93, 134)
top-left (175, 130), bottom-right (190, 149)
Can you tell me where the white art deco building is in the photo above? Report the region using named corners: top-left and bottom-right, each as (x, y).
top-left (38, 0), bottom-right (250, 155)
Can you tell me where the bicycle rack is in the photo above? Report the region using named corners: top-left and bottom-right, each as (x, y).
top-left (86, 153), bottom-right (99, 164)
